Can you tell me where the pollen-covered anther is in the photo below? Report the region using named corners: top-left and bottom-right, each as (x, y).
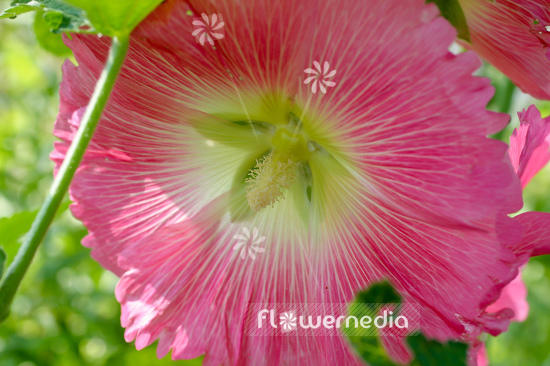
top-left (245, 150), bottom-right (298, 212)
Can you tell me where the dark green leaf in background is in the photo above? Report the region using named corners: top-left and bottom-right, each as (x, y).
top-left (345, 281), bottom-right (404, 366)
top-left (345, 281), bottom-right (468, 366)
top-left (408, 334), bottom-right (469, 366)
top-left (0, 248), bottom-right (6, 280)
top-left (355, 280), bottom-right (402, 304)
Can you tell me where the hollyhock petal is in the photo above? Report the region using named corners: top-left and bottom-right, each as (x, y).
top-left (509, 105), bottom-right (550, 188)
top-left (458, 0), bottom-right (550, 99)
top-left (513, 211), bottom-right (550, 258)
top-left (486, 272), bottom-right (529, 322)
top-left (115, 185), bottom-right (368, 365)
top-left (481, 102), bottom-right (550, 362)
top-left (477, 345), bottom-right (488, 366)
top-left (54, 0), bottom-right (525, 364)
top-left (52, 37), bottom-right (270, 274)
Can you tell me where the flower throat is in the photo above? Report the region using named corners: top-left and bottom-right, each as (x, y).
top-left (245, 127), bottom-right (310, 212)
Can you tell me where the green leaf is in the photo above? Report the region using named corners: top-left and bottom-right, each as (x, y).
top-left (427, 0), bottom-right (471, 42)
top-left (0, 4), bottom-right (37, 19)
top-left (0, 202), bottom-right (70, 264)
top-left (63, 0), bottom-right (164, 36)
top-left (1, 0), bottom-right (91, 33)
top-left (0, 248), bottom-right (5, 280)
top-left (408, 334), bottom-right (469, 366)
top-left (355, 280), bottom-right (402, 304)
top-left (34, 11), bottom-right (72, 56)
top-left (43, 10), bottom-right (63, 29)
top-left (0, 210), bottom-right (38, 252)
top-left (347, 334), bottom-right (400, 366)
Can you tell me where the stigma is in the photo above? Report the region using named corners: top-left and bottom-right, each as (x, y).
top-left (245, 150), bottom-right (298, 212)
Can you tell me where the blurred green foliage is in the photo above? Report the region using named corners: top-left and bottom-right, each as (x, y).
top-left (0, 4), bottom-right (200, 365)
top-left (0, 3), bottom-right (548, 366)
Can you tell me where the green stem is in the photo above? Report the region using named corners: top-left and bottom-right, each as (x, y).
top-left (0, 35), bottom-right (129, 322)
top-left (491, 77), bottom-right (516, 142)
top-left (499, 77), bottom-right (516, 115)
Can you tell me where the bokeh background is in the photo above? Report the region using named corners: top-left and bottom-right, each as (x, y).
top-left (0, 4), bottom-right (549, 366)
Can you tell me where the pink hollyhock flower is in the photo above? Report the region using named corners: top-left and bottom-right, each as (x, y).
top-left (510, 105), bottom-right (550, 189)
top-left (510, 106), bottom-right (550, 264)
top-left (476, 104), bottom-right (550, 366)
top-left (458, 0), bottom-right (550, 100)
top-left (498, 105), bottom-right (550, 327)
top-left (51, 0), bottom-right (544, 364)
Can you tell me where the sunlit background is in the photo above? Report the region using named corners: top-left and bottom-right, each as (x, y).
top-left (0, 4), bottom-right (549, 365)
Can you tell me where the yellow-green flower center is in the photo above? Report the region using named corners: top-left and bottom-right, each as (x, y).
top-left (245, 126), bottom-right (310, 211)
